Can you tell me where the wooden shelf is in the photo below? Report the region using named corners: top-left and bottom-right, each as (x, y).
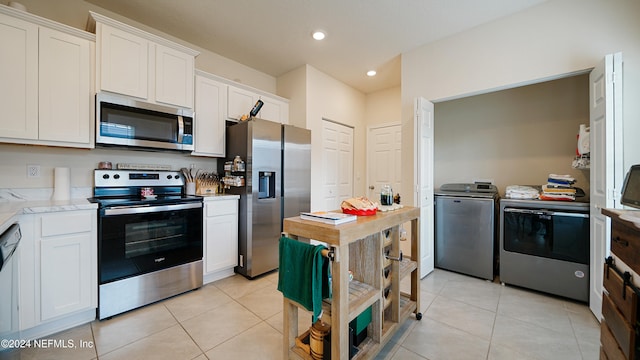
top-left (399, 258), bottom-right (418, 280)
top-left (322, 280), bottom-right (378, 322)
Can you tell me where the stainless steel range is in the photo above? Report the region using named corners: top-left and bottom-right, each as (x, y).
top-left (91, 170), bottom-right (203, 319)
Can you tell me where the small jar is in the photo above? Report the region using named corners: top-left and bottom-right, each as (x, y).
top-left (380, 185), bottom-right (393, 206)
top-left (233, 156), bottom-right (245, 171)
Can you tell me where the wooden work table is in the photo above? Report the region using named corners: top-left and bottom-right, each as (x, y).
top-left (282, 206), bottom-right (421, 360)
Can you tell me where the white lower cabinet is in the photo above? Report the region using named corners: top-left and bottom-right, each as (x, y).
top-left (18, 209), bottom-right (97, 337)
top-left (203, 197), bottom-right (239, 283)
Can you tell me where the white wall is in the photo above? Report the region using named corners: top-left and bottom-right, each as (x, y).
top-left (365, 86), bottom-right (401, 127)
top-left (277, 66), bottom-right (308, 129)
top-left (401, 0), bottom-right (640, 205)
top-left (306, 66), bottom-right (367, 210)
top-left (0, 144), bottom-right (218, 189)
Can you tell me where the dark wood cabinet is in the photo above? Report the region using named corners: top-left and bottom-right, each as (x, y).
top-left (601, 209), bottom-right (640, 360)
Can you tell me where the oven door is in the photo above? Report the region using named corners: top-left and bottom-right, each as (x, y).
top-left (98, 202), bottom-right (203, 284)
top-left (502, 207), bottom-right (589, 264)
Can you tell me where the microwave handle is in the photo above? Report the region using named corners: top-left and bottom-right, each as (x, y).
top-left (177, 115), bottom-right (185, 143)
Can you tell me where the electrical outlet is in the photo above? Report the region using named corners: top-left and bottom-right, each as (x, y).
top-left (27, 165), bottom-right (41, 178)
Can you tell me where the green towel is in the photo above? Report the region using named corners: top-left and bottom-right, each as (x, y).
top-left (277, 236), bottom-right (329, 323)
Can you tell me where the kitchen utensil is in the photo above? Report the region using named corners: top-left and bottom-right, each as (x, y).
top-left (180, 168), bottom-right (192, 182)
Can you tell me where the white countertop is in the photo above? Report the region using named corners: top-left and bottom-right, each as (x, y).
top-left (0, 198), bottom-right (97, 235)
top-left (0, 191), bottom-right (238, 234)
top-left (201, 194), bottom-right (239, 201)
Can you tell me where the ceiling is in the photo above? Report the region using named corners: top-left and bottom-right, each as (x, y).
top-left (85, 0), bottom-right (547, 94)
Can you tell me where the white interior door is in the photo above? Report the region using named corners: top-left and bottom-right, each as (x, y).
top-left (415, 97), bottom-right (435, 278)
top-left (589, 52), bottom-right (623, 320)
top-left (367, 124), bottom-right (402, 201)
top-left (321, 120), bottom-right (354, 210)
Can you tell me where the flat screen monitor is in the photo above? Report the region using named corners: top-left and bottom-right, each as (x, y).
top-left (621, 165), bottom-right (640, 209)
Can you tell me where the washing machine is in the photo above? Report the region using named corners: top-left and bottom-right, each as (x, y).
top-left (434, 183), bottom-right (499, 280)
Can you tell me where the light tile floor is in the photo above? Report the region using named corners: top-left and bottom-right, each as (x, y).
top-left (16, 269), bottom-right (600, 359)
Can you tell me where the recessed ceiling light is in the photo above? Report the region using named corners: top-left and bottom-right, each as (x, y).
top-left (312, 30), bottom-right (326, 41)
top-left (367, 70), bottom-right (377, 77)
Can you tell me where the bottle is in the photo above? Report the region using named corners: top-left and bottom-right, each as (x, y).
top-left (577, 124), bottom-right (590, 155)
top-left (380, 185), bottom-right (393, 206)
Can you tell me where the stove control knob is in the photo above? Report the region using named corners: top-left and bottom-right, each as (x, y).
top-left (102, 174), bottom-right (109, 179)
top-left (167, 175), bottom-right (172, 179)
top-left (174, 175), bottom-right (180, 180)
top-left (114, 174), bottom-right (120, 179)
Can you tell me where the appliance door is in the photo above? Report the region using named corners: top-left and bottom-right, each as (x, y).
top-left (99, 202), bottom-right (203, 284)
top-left (248, 120), bottom-right (282, 277)
top-left (282, 125), bottom-right (311, 223)
top-left (97, 93), bottom-right (194, 151)
top-left (0, 224), bottom-right (21, 358)
top-left (435, 195), bottom-right (495, 280)
top-left (502, 208), bottom-right (589, 264)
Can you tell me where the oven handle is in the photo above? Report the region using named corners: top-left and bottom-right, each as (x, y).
top-left (504, 207), bottom-right (588, 218)
top-left (103, 202), bottom-right (202, 216)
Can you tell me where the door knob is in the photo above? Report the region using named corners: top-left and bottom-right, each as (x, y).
top-left (369, 185), bottom-right (375, 190)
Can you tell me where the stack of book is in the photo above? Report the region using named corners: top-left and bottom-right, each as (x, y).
top-left (540, 174), bottom-right (576, 201)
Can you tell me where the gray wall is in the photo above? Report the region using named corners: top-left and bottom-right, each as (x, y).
top-left (433, 74), bottom-right (589, 196)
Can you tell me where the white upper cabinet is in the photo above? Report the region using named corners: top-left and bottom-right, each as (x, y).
top-left (0, 7), bottom-right (94, 148)
top-left (227, 86), bottom-right (256, 121)
top-left (0, 12), bottom-right (38, 140)
top-left (39, 27), bottom-right (92, 144)
top-left (155, 43), bottom-right (194, 108)
top-left (227, 85), bottom-right (289, 124)
top-left (259, 96), bottom-right (289, 125)
top-left (98, 24), bottom-right (148, 100)
top-left (89, 12), bottom-right (198, 109)
top-left (193, 71), bottom-right (227, 157)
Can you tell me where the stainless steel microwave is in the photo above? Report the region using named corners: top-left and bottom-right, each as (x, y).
top-left (96, 92), bottom-right (194, 151)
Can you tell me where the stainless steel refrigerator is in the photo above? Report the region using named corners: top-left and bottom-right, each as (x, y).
top-left (225, 119), bottom-right (311, 278)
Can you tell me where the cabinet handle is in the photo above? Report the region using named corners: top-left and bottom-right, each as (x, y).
top-left (613, 236), bottom-right (629, 247)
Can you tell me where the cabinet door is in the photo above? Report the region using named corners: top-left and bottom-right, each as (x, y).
top-left (204, 201), bottom-right (238, 274)
top-left (99, 24), bottom-right (148, 99)
top-left (155, 43), bottom-right (194, 108)
top-left (205, 214), bottom-right (238, 273)
top-left (0, 13), bottom-right (38, 140)
top-left (227, 86), bottom-right (256, 120)
top-left (40, 232), bottom-right (92, 321)
top-left (258, 96), bottom-right (289, 124)
top-left (193, 75), bottom-right (226, 157)
top-left (39, 27), bottom-right (92, 146)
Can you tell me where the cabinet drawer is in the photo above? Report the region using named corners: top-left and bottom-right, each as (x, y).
top-left (604, 263), bottom-right (638, 323)
top-left (601, 319), bottom-right (629, 360)
top-left (611, 219), bottom-right (640, 275)
top-left (603, 293), bottom-right (635, 359)
top-left (41, 212), bottom-right (93, 237)
top-left (206, 200), bottom-right (238, 217)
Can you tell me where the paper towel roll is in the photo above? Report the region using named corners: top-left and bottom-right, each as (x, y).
top-left (52, 167), bottom-right (71, 201)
